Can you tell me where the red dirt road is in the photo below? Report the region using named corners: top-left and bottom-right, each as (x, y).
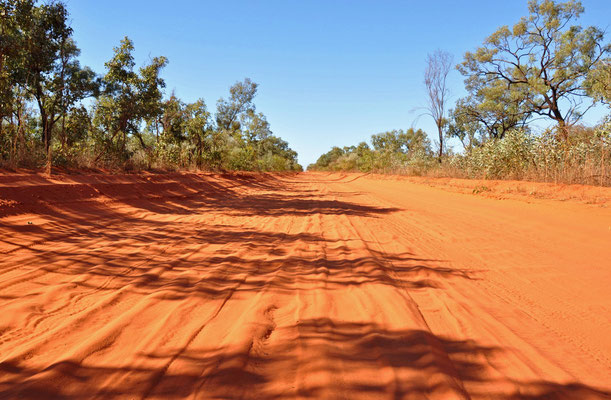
top-left (0, 172), bottom-right (610, 399)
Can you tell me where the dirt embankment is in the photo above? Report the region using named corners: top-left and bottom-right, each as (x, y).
top-left (1, 171), bottom-right (610, 399)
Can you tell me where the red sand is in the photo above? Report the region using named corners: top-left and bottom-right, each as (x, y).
top-left (0, 171), bottom-right (610, 399)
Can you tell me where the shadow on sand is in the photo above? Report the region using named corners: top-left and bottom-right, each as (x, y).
top-left (1, 173), bottom-right (609, 399)
top-left (1, 320), bottom-right (609, 399)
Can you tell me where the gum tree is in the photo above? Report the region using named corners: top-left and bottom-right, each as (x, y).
top-left (459, 0), bottom-right (609, 139)
top-left (215, 78), bottom-right (258, 136)
top-left (94, 37), bottom-right (167, 160)
top-left (586, 59), bottom-right (610, 106)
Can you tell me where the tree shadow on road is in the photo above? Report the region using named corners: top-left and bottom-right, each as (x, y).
top-left (2, 173), bottom-right (607, 399)
top-left (1, 320), bottom-right (609, 399)
top-left (0, 172), bottom-right (398, 256)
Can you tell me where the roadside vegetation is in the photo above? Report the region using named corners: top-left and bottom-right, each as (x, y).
top-left (0, 1), bottom-right (302, 172)
top-left (309, 0), bottom-right (610, 186)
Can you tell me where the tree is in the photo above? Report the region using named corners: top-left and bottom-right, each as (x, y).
top-left (139, 55), bottom-right (168, 139)
top-left (447, 100), bottom-right (482, 152)
top-left (448, 89), bottom-right (530, 148)
top-left (215, 78), bottom-right (257, 135)
top-left (94, 37), bottom-right (139, 160)
top-left (211, 78), bottom-right (258, 169)
top-left (19, 1), bottom-right (71, 172)
top-left (256, 134), bottom-right (300, 171)
top-left (586, 59), bottom-right (610, 106)
top-left (311, 146), bottom-right (346, 170)
top-left (424, 50), bottom-right (453, 162)
top-left (94, 37), bottom-right (167, 161)
top-left (242, 110), bottom-right (272, 145)
top-left (52, 38), bottom-right (98, 154)
top-left (5, 1), bottom-right (98, 173)
top-left (371, 128), bottom-right (430, 155)
top-left (60, 105), bottom-right (90, 149)
top-left (459, 0), bottom-right (609, 139)
top-left (184, 99), bottom-right (211, 167)
top-left (450, 59), bottom-right (533, 144)
top-left (1, 2), bottom-right (300, 172)
top-left (159, 94), bottom-right (186, 145)
top-left (354, 142), bottom-right (374, 171)
top-left (0, 1), bottom-right (34, 147)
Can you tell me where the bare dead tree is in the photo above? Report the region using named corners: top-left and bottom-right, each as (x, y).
top-left (424, 50), bottom-right (453, 162)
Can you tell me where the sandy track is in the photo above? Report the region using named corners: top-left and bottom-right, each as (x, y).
top-left (0, 171), bottom-right (610, 399)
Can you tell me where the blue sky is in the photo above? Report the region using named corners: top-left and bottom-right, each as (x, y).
top-left (66, 0), bottom-right (610, 166)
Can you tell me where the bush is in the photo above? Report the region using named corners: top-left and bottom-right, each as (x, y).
top-left (452, 129), bottom-right (535, 179)
top-left (449, 123), bottom-right (610, 184)
top-left (310, 120), bottom-right (611, 186)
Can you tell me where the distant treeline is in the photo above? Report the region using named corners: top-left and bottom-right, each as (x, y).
top-left (309, 129), bottom-right (434, 174)
top-left (310, 0), bottom-right (610, 185)
top-left (0, 1), bottom-right (302, 172)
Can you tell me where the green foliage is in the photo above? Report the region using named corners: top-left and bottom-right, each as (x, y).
top-left (309, 129), bottom-right (433, 173)
top-left (0, 0), bottom-right (300, 172)
top-left (0, 0), bottom-right (98, 168)
top-left (586, 60), bottom-right (611, 106)
top-left (86, 40), bottom-right (299, 171)
top-left (92, 36), bottom-right (167, 163)
top-left (4, 0), bottom-right (608, 183)
top-left (216, 78), bottom-right (257, 135)
top-left (310, 122), bottom-right (610, 185)
top-left (0, 2), bottom-right (300, 172)
top-left (449, 125), bottom-right (610, 183)
top-left (451, 129), bottom-right (536, 179)
top-left (458, 0), bottom-right (609, 135)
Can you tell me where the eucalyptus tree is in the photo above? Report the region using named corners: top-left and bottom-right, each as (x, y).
top-left (60, 105), bottom-right (90, 149)
top-left (52, 39), bottom-right (98, 151)
top-left (371, 128), bottom-right (430, 155)
top-left (14, 1), bottom-right (70, 170)
top-left (93, 37), bottom-right (139, 159)
top-left (257, 134), bottom-right (300, 171)
top-left (159, 94), bottom-right (186, 145)
top-left (312, 146), bottom-right (346, 170)
top-left (239, 110), bottom-right (301, 170)
top-left (139, 55), bottom-right (168, 140)
top-left (458, 0), bottom-right (609, 139)
top-left (8, 1), bottom-right (98, 172)
top-left (0, 0), bottom-right (29, 140)
top-left (211, 78), bottom-right (258, 168)
top-left (184, 99), bottom-right (211, 167)
top-left (586, 59), bottom-right (610, 106)
top-left (94, 37), bottom-right (167, 161)
top-left (446, 100), bottom-right (482, 152)
top-left (448, 87), bottom-right (531, 146)
top-left (215, 78), bottom-right (258, 136)
top-left (242, 110), bottom-right (271, 144)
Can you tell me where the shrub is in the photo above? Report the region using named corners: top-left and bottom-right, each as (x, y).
top-left (310, 120), bottom-right (611, 186)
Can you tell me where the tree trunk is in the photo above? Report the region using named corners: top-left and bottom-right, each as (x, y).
top-left (557, 120), bottom-right (569, 141)
top-left (34, 82), bottom-right (53, 175)
top-left (61, 112), bottom-right (66, 150)
top-left (197, 136), bottom-right (203, 168)
top-left (40, 107), bottom-right (52, 175)
top-left (46, 142), bottom-right (52, 176)
top-left (122, 131), bottom-right (127, 157)
top-left (18, 106), bottom-right (25, 162)
top-left (0, 117), bottom-right (5, 161)
top-left (7, 116), bottom-right (17, 164)
top-left (437, 123), bottom-right (443, 163)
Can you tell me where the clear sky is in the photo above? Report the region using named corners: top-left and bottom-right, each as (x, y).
top-left (65, 0), bottom-right (610, 167)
